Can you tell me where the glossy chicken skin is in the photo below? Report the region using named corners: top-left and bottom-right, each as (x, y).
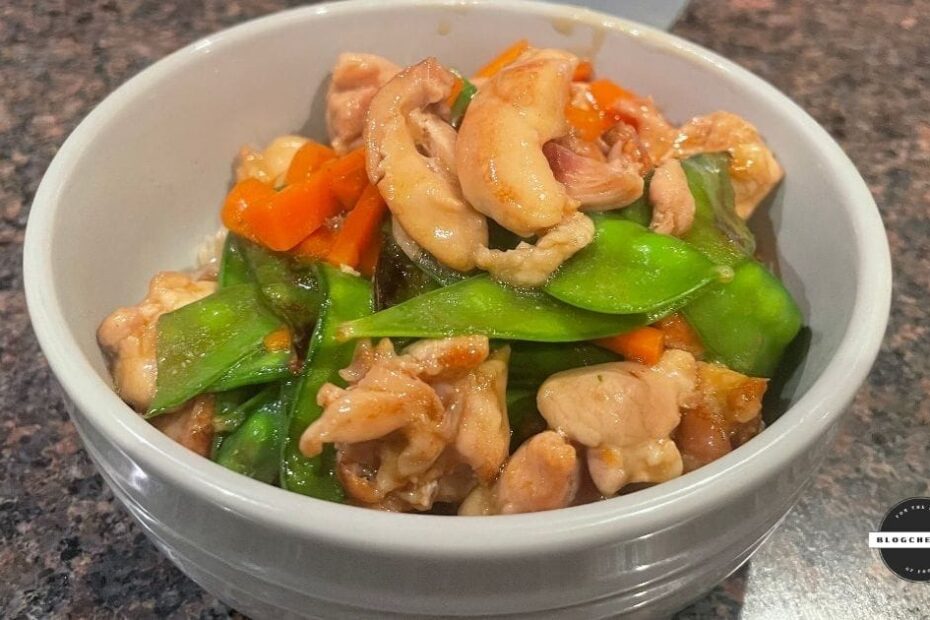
top-left (649, 158), bottom-right (696, 236)
top-left (459, 431), bottom-right (580, 515)
top-left (456, 48), bottom-right (579, 237)
top-left (365, 58), bottom-right (488, 271)
top-left (326, 52), bottom-right (400, 154)
top-left (537, 350), bottom-right (697, 496)
top-left (300, 336), bottom-right (511, 511)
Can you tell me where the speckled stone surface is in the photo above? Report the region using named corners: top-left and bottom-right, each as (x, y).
top-left (1, 0), bottom-right (928, 617)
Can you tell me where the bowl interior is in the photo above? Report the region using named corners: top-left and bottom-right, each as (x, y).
top-left (32, 1), bottom-right (880, 525)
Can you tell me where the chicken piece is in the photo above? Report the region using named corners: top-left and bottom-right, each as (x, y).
top-left (150, 394), bottom-right (214, 457)
top-left (613, 97), bottom-right (678, 162)
top-left (537, 350), bottom-right (697, 496)
top-left (649, 158), bottom-right (696, 236)
top-left (675, 362), bottom-right (767, 471)
top-left (602, 121), bottom-right (653, 175)
top-left (97, 272), bottom-right (216, 411)
top-left (543, 139), bottom-right (644, 211)
top-left (235, 135), bottom-right (308, 187)
top-left (459, 431), bottom-right (579, 515)
top-left (475, 211), bottom-right (595, 288)
top-left (456, 48), bottom-right (580, 237)
top-left (365, 58), bottom-right (488, 271)
top-left (454, 348), bottom-right (511, 484)
top-left (300, 336), bottom-right (510, 512)
top-left (326, 52), bottom-right (400, 154)
top-left (670, 111), bottom-right (783, 219)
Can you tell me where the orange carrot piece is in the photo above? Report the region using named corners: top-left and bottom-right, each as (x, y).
top-left (589, 78), bottom-right (637, 109)
top-left (285, 140), bottom-right (336, 186)
top-left (595, 326), bottom-right (665, 365)
top-left (249, 173), bottom-right (341, 251)
top-left (294, 226), bottom-right (337, 259)
top-left (446, 75), bottom-right (464, 108)
top-left (221, 178), bottom-right (276, 242)
top-left (327, 183), bottom-right (387, 269)
top-left (564, 100), bottom-right (607, 142)
top-left (474, 38), bottom-right (529, 79)
top-left (655, 313), bottom-right (705, 356)
top-left (572, 59), bottom-right (594, 82)
top-left (324, 148), bottom-right (368, 209)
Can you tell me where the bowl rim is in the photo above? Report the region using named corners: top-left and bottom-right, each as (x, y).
top-left (24, 0), bottom-right (891, 558)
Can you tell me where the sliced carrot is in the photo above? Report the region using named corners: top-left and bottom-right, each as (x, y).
top-left (572, 59), bottom-right (594, 82)
top-left (295, 226), bottom-right (337, 259)
top-left (285, 140), bottom-right (336, 186)
top-left (565, 100), bottom-right (607, 142)
top-left (446, 75), bottom-right (464, 108)
top-left (327, 183), bottom-right (388, 269)
top-left (474, 38), bottom-right (529, 79)
top-left (221, 178), bottom-right (276, 242)
top-left (248, 172), bottom-right (341, 251)
top-left (357, 230), bottom-right (382, 277)
top-left (589, 78), bottom-right (637, 109)
top-left (324, 148), bottom-right (368, 209)
top-left (595, 326), bottom-right (665, 365)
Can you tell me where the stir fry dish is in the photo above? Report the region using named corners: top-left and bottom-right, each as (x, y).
top-left (98, 41), bottom-right (802, 515)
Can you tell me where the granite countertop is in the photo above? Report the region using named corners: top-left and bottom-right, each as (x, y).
top-left (2, 0), bottom-right (928, 617)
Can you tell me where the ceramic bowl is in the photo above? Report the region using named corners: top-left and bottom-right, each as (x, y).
top-left (24, 1), bottom-right (891, 617)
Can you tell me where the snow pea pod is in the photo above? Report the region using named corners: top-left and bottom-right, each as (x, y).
top-left (683, 260), bottom-right (802, 377)
top-left (218, 233), bottom-right (252, 288)
top-left (680, 153), bottom-right (755, 266)
top-left (207, 346), bottom-right (294, 393)
top-left (215, 385), bottom-right (286, 484)
top-left (280, 264), bottom-right (373, 501)
top-left (677, 153), bottom-right (802, 377)
top-left (545, 217), bottom-right (721, 314)
top-left (339, 275), bottom-right (652, 343)
top-left (149, 284), bottom-right (287, 415)
top-left (449, 74), bottom-right (478, 129)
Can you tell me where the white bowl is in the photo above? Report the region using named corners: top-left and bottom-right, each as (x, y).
top-left (24, 1), bottom-right (891, 617)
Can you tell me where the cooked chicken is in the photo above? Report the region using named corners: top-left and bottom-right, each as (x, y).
top-left (365, 58), bottom-right (488, 271)
top-left (300, 336), bottom-right (512, 511)
top-left (456, 48), bottom-right (580, 237)
top-left (454, 348), bottom-right (511, 484)
top-left (670, 111), bottom-right (783, 219)
top-left (326, 52), bottom-right (400, 154)
top-left (97, 272), bottom-right (216, 411)
top-left (537, 350), bottom-right (697, 496)
top-left (150, 394), bottom-right (215, 457)
top-left (602, 121), bottom-right (653, 176)
top-left (475, 211), bottom-right (595, 288)
top-left (649, 158), bottom-right (696, 236)
top-left (459, 431), bottom-right (579, 515)
top-left (613, 97), bottom-right (678, 162)
top-left (235, 135), bottom-right (308, 187)
top-left (675, 362), bottom-right (767, 471)
top-left (544, 139), bottom-right (644, 211)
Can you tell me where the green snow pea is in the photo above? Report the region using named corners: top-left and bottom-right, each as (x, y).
top-left (677, 153), bottom-right (802, 377)
top-left (683, 260), bottom-right (802, 377)
top-left (280, 264), bottom-right (373, 501)
top-left (339, 275), bottom-right (653, 343)
top-left (207, 345), bottom-right (294, 393)
top-left (218, 234), bottom-right (252, 288)
top-left (680, 153), bottom-right (756, 266)
top-left (449, 74), bottom-right (478, 129)
top-left (234, 234), bottom-right (324, 331)
top-left (545, 217), bottom-right (721, 314)
top-left (149, 285), bottom-right (287, 415)
top-left (215, 385), bottom-right (286, 484)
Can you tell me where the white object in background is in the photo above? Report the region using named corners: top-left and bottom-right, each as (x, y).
top-left (546, 0), bottom-right (689, 29)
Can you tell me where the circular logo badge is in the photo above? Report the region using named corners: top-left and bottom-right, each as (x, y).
top-left (870, 497), bottom-right (930, 582)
